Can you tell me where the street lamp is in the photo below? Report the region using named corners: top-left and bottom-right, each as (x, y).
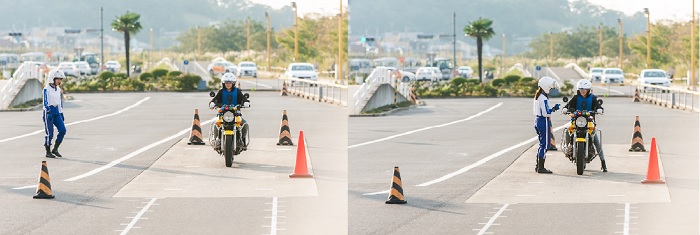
top-left (598, 24), bottom-right (603, 67)
top-left (266, 12), bottom-right (271, 72)
top-left (501, 33), bottom-right (506, 76)
top-left (644, 8), bottom-right (651, 68)
top-left (618, 18), bottom-right (623, 69)
top-left (149, 28), bottom-right (153, 70)
top-left (292, 2), bottom-right (298, 62)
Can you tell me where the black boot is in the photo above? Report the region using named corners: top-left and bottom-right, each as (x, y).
top-left (51, 142), bottom-right (62, 158)
top-left (601, 160), bottom-right (607, 172)
top-left (45, 145), bottom-right (56, 158)
top-left (537, 158), bottom-right (553, 174)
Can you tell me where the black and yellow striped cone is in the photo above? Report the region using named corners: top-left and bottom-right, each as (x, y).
top-left (281, 81), bottom-right (288, 96)
top-left (188, 109), bottom-right (205, 145)
top-left (629, 116), bottom-right (646, 152)
top-left (633, 88), bottom-right (641, 102)
top-left (277, 110), bottom-right (294, 146)
top-left (385, 166), bottom-right (407, 204)
top-left (33, 161), bottom-right (54, 199)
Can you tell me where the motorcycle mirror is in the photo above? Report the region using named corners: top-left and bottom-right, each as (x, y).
top-left (244, 93), bottom-right (249, 99)
top-left (562, 97), bottom-right (569, 102)
top-left (598, 99), bottom-right (603, 105)
top-left (209, 91), bottom-right (216, 97)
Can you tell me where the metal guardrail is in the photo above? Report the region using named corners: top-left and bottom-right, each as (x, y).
top-left (637, 84), bottom-right (700, 112)
top-left (352, 67), bottom-right (411, 114)
top-left (280, 77), bottom-right (348, 106)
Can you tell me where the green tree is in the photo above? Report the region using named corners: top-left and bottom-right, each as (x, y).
top-left (464, 18), bottom-right (496, 82)
top-left (629, 23), bottom-right (673, 68)
top-left (112, 12), bottom-right (143, 77)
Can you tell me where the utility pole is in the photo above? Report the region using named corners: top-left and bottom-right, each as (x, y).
top-left (149, 28), bottom-right (153, 70)
top-left (100, 7), bottom-right (104, 72)
top-left (618, 18), bottom-right (623, 69)
top-left (246, 18), bottom-right (250, 61)
top-left (645, 8), bottom-right (651, 68)
top-left (197, 26), bottom-right (201, 61)
top-left (292, 2), bottom-right (298, 62)
top-left (266, 12), bottom-right (271, 72)
top-left (338, 0), bottom-right (344, 81)
top-left (692, 0), bottom-right (696, 90)
top-left (549, 32), bottom-right (553, 64)
top-left (599, 25), bottom-right (603, 67)
top-left (453, 12), bottom-right (456, 77)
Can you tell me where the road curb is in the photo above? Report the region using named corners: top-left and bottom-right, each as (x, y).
top-left (350, 101), bottom-right (425, 117)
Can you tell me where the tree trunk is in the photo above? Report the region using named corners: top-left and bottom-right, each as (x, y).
top-left (477, 37), bottom-right (483, 83)
top-left (125, 32), bottom-right (131, 77)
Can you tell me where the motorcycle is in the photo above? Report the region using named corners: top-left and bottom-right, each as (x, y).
top-left (208, 91), bottom-right (250, 167)
top-left (559, 97), bottom-right (604, 175)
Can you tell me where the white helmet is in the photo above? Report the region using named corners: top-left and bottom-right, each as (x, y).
top-left (538, 76), bottom-right (559, 92)
top-left (221, 72), bottom-right (236, 84)
top-left (48, 69), bottom-right (66, 83)
top-left (577, 79), bottom-right (592, 90)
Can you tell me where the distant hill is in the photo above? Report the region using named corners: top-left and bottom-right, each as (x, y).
top-left (349, 0), bottom-right (650, 54)
top-left (0, 0), bottom-right (296, 48)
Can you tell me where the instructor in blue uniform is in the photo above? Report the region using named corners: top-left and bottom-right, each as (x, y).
top-left (533, 76), bottom-right (560, 174)
top-left (43, 70), bottom-right (67, 158)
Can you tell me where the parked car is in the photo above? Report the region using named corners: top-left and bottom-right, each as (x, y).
top-left (415, 67), bottom-right (440, 82)
top-left (104, 60), bottom-right (121, 73)
top-left (237, 61), bottom-right (257, 78)
top-left (74, 61), bottom-right (92, 75)
top-left (638, 69), bottom-right (670, 90)
top-left (207, 61), bottom-right (237, 75)
top-left (589, 67), bottom-right (604, 81)
top-left (602, 68), bottom-right (625, 85)
top-left (457, 66), bottom-right (473, 78)
top-left (386, 67), bottom-right (416, 82)
top-left (57, 62), bottom-right (79, 77)
top-left (284, 63), bottom-right (318, 81)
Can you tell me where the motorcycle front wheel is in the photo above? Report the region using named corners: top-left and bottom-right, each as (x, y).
top-left (225, 135), bottom-right (234, 167)
top-left (576, 142), bottom-right (586, 175)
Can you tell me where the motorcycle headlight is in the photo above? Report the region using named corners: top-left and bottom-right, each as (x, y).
top-left (223, 112), bottom-right (235, 122)
top-left (575, 116), bottom-right (587, 128)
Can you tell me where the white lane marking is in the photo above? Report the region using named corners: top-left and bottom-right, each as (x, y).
top-left (477, 204), bottom-right (509, 235)
top-left (185, 166), bottom-right (201, 168)
top-left (184, 148), bottom-right (200, 150)
top-left (593, 86), bottom-right (625, 95)
top-left (277, 148), bottom-right (294, 151)
top-left (623, 203), bottom-right (630, 235)
top-left (0, 97), bottom-right (151, 143)
top-left (261, 166), bottom-right (277, 168)
top-left (256, 188), bottom-right (274, 191)
top-left (417, 123), bottom-right (568, 187)
top-left (240, 79), bottom-right (273, 89)
top-left (270, 197), bottom-right (278, 235)
top-left (64, 118), bottom-right (216, 182)
top-left (120, 198), bottom-right (157, 235)
top-left (349, 103), bottom-right (503, 149)
top-left (164, 188), bottom-right (183, 191)
top-left (516, 195), bottom-right (535, 197)
top-left (628, 154), bottom-right (644, 157)
top-left (528, 182), bottom-right (545, 184)
top-left (362, 189), bottom-right (390, 196)
top-left (12, 184), bottom-right (37, 190)
top-left (608, 195), bottom-right (627, 197)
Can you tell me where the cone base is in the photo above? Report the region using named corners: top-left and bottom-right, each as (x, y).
top-left (628, 148), bottom-right (647, 152)
top-left (33, 195), bottom-right (55, 199)
top-left (277, 143), bottom-right (295, 146)
top-left (187, 142), bottom-right (206, 145)
top-left (641, 179), bottom-right (665, 184)
top-left (289, 173), bottom-right (313, 178)
top-left (385, 200), bottom-right (407, 204)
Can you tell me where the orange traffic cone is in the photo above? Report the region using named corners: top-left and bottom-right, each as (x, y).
top-left (33, 161), bottom-right (55, 199)
top-left (281, 81), bottom-right (289, 96)
top-left (385, 167), bottom-right (407, 204)
top-left (289, 131), bottom-right (313, 178)
top-left (642, 137), bottom-right (665, 184)
top-left (629, 116), bottom-right (646, 152)
top-left (277, 110), bottom-right (294, 146)
top-left (188, 109), bottom-right (205, 145)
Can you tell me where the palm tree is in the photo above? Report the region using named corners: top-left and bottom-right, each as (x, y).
top-left (112, 12), bottom-right (142, 77)
top-left (464, 17), bottom-right (495, 82)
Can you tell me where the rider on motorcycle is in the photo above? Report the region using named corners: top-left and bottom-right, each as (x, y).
top-left (563, 79), bottom-right (607, 172)
top-left (209, 72), bottom-right (250, 149)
